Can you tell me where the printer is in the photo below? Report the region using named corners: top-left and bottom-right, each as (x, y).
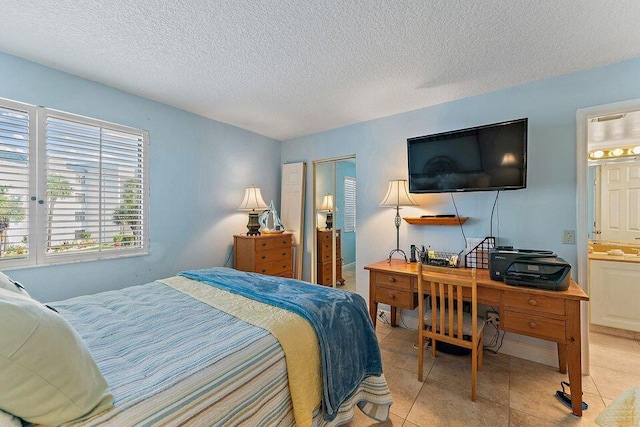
top-left (489, 247), bottom-right (572, 291)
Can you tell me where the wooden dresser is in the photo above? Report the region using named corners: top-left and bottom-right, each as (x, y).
top-left (233, 233), bottom-right (293, 278)
top-left (316, 228), bottom-right (345, 286)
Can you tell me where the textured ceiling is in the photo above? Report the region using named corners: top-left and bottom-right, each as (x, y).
top-left (2, 1), bottom-right (640, 141)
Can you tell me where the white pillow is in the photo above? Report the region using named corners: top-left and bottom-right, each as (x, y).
top-left (0, 410), bottom-right (22, 427)
top-left (0, 288), bottom-right (113, 425)
top-left (0, 271), bottom-right (30, 298)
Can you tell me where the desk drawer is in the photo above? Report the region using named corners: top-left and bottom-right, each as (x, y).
top-left (376, 287), bottom-right (416, 309)
top-left (502, 311), bottom-right (566, 342)
top-left (375, 272), bottom-right (412, 291)
top-left (504, 293), bottom-right (565, 316)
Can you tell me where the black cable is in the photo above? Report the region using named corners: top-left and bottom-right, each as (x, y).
top-left (223, 245), bottom-right (233, 267)
top-left (490, 190), bottom-right (500, 237)
top-left (450, 193), bottom-right (467, 246)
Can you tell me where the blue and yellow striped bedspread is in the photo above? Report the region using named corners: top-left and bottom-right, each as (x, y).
top-left (52, 277), bottom-right (391, 426)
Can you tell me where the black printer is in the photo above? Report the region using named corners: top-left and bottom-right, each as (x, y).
top-left (489, 247), bottom-right (572, 291)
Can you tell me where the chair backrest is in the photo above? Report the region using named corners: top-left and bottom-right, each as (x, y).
top-left (417, 262), bottom-right (478, 346)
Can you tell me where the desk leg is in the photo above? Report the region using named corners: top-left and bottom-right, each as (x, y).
top-left (566, 300), bottom-right (583, 417)
top-left (390, 306), bottom-right (397, 327)
top-left (369, 275), bottom-right (378, 327)
top-left (557, 343), bottom-right (567, 374)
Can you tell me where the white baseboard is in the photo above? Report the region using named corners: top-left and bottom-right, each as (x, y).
top-left (376, 308), bottom-right (559, 368)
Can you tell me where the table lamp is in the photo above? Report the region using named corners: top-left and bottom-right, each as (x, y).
top-left (317, 193), bottom-right (338, 229)
top-left (238, 185), bottom-right (268, 235)
top-left (380, 179), bottom-right (417, 262)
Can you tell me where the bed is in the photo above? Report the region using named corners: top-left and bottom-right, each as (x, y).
top-left (0, 267), bottom-right (392, 426)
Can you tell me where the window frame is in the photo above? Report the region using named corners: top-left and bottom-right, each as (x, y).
top-left (0, 97), bottom-right (149, 269)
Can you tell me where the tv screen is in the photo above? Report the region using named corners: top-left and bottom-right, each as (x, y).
top-left (407, 118), bottom-right (527, 193)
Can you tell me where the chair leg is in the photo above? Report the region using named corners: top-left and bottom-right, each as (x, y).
top-left (418, 332), bottom-right (424, 381)
top-left (431, 339), bottom-right (437, 358)
top-left (471, 346), bottom-right (478, 402)
top-left (478, 334), bottom-right (484, 372)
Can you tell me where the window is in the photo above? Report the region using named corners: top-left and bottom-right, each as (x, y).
top-left (344, 176), bottom-right (356, 232)
top-left (0, 97), bottom-right (148, 268)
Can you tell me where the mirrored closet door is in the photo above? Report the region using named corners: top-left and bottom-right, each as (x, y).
top-left (313, 156), bottom-right (356, 291)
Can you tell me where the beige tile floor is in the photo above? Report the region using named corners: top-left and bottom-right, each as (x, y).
top-left (345, 323), bottom-right (640, 426)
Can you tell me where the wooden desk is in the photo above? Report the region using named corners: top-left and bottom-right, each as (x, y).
top-left (365, 259), bottom-right (590, 417)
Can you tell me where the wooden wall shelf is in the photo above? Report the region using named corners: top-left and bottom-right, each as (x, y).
top-left (403, 217), bottom-right (468, 225)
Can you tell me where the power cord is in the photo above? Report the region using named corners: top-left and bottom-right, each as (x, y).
top-left (450, 193), bottom-right (467, 247)
top-left (490, 190), bottom-right (500, 238)
top-left (377, 310), bottom-right (390, 325)
top-left (223, 245), bottom-right (233, 267)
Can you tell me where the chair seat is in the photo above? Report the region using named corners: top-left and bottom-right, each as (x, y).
top-left (423, 307), bottom-right (486, 337)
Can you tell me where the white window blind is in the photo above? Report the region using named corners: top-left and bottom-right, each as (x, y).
top-left (0, 102), bottom-right (34, 262)
top-left (44, 111), bottom-right (147, 259)
top-left (0, 96), bottom-right (148, 268)
top-left (344, 176), bottom-right (356, 232)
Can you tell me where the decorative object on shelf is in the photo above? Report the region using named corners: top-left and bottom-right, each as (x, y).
top-left (259, 200), bottom-right (285, 234)
top-left (317, 193), bottom-right (338, 229)
top-left (380, 179), bottom-right (417, 262)
top-left (238, 185), bottom-right (268, 236)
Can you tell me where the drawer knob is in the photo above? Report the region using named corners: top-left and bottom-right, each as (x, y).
top-left (528, 321), bottom-right (537, 329)
top-left (389, 277), bottom-right (396, 282)
top-left (261, 255), bottom-right (266, 259)
top-left (262, 243), bottom-right (267, 247)
top-left (391, 294), bottom-right (396, 300)
top-left (262, 269), bottom-right (266, 273)
top-left (282, 252), bottom-right (286, 256)
top-left (528, 298), bottom-right (538, 306)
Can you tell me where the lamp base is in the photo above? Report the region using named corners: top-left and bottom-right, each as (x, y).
top-left (325, 212), bottom-right (333, 229)
top-left (388, 248), bottom-right (408, 263)
top-left (246, 212), bottom-right (261, 236)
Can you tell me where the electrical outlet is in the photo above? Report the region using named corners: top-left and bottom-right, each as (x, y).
top-left (562, 229), bottom-right (575, 244)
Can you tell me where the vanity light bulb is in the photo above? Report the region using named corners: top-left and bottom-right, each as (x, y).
top-left (591, 150), bottom-right (604, 159)
top-left (611, 148), bottom-right (624, 156)
top-left (632, 146), bottom-right (640, 155)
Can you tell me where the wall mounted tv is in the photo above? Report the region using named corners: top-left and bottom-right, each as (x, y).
top-left (407, 118), bottom-right (527, 193)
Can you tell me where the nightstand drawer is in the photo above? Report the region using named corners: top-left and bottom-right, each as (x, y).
top-left (257, 248), bottom-right (291, 263)
top-left (504, 293), bottom-right (565, 316)
top-left (256, 259), bottom-right (293, 276)
top-left (502, 311), bottom-right (566, 342)
top-left (376, 287), bottom-right (416, 309)
top-left (375, 272), bottom-right (412, 291)
top-left (256, 235), bottom-right (292, 251)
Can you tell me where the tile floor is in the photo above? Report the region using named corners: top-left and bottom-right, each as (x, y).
top-left (345, 323), bottom-right (640, 426)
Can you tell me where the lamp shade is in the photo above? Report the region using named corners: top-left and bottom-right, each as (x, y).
top-left (317, 193), bottom-right (338, 212)
top-left (380, 179), bottom-right (417, 207)
top-left (238, 186), bottom-right (268, 211)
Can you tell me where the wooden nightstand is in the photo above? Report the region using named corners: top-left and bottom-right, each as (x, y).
top-left (233, 233), bottom-right (293, 278)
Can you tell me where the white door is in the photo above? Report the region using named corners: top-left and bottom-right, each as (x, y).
top-left (599, 161), bottom-right (640, 242)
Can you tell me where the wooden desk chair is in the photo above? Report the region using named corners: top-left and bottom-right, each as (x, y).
top-left (417, 262), bottom-right (486, 401)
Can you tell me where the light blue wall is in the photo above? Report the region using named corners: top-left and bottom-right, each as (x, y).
top-left (0, 52), bottom-right (281, 302)
top-left (281, 57), bottom-right (640, 302)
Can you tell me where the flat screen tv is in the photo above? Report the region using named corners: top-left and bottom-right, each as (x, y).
top-left (407, 118), bottom-right (527, 193)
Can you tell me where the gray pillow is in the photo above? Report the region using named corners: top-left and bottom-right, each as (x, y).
top-left (0, 288), bottom-right (113, 425)
top-left (0, 271), bottom-right (30, 298)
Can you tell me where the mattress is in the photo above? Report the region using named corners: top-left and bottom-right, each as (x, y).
top-left (50, 273), bottom-right (391, 426)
